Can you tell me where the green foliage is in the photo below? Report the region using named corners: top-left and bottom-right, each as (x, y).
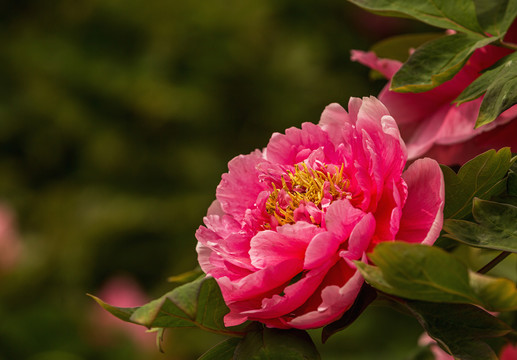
top-left (370, 33), bottom-right (444, 63)
top-left (356, 242), bottom-right (517, 311)
top-left (441, 148), bottom-right (513, 219)
top-left (198, 338), bottom-right (241, 360)
top-left (347, 0), bottom-right (485, 34)
top-left (404, 301), bottom-right (512, 360)
top-left (474, 0), bottom-right (517, 36)
top-left (92, 276), bottom-right (241, 334)
top-left (391, 33), bottom-right (495, 92)
top-left (444, 198), bottom-right (517, 252)
top-left (233, 328), bottom-right (321, 360)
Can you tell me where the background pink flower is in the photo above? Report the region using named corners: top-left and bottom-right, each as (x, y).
top-left (0, 204), bottom-right (22, 273)
top-left (352, 21), bottom-right (517, 165)
top-left (90, 275), bottom-right (155, 350)
top-left (196, 96), bottom-right (444, 329)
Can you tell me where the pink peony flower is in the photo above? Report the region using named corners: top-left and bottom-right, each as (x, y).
top-left (196, 96), bottom-right (444, 329)
top-left (351, 21), bottom-right (517, 165)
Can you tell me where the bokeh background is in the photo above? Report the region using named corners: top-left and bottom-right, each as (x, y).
top-left (0, 1), bottom-right (440, 359)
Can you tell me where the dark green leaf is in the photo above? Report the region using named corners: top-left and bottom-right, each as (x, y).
top-left (455, 53), bottom-right (517, 105)
top-left (441, 148), bottom-right (513, 219)
top-left (476, 60), bottom-right (517, 127)
top-left (508, 159), bottom-right (517, 196)
top-left (444, 198), bottom-right (517, 252)
top-left (198, 338), bottom-right (241, 360)
top-left (391, 33), bottom-right (496, 93)
top-left (405, 301), bottom-right (511, 360)
top-left (88, 294), bottom-right (138, 322)
top-left (130, 276), bottom-right (233, 331)
top-left (356, 242), bottom-right (517, 311)
top-left (474, 0), bottom-right (517, 36)
top-left (233, 328), bottom-right (321, 360)
top-left (321, 283), bottom-right (377, 343)
top-left (370, 33), bottom-right (445, 63)
top-left (347, 0), bottom-right (485, 34)
top-left (90, 276), bottom-right (245, 337)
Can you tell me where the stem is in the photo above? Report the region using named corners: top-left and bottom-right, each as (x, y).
top-left (477, 251), bottom-right (511, 274)
top-left (498, 40), bottom-right (517, 51)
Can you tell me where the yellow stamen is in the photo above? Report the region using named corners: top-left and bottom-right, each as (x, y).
top-left (265, 163), bottom-right (350, 226)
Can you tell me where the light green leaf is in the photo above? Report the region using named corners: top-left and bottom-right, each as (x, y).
top-left (370, 33), bottom-right (445, 63)
top-left (391, 33), bottom-right (496, 93)
top-left (198, 338), bottom-right (241, 360)
top-left (476, 61), bottom-right (517, 127)
top-left (233, 328), bottom-right (321, 360)
top-left (90, 276), bottom-right (245, 337)
top-left (347, 0), bottom-right (485, 34)
top-left (441, 148), bottom-right (513, 219)
top-left (168, 267), bottom-right (204, 284)
top-left (455, 52), bottom-right (517, 105)
top-left (443, 198), bottom-right (517, 252)
top-left (474, 0), bottom-right (517, 36)
top-left (405, 301), bottom-right (511, 360)
top-left (356, 242), bottom-right (517, 311)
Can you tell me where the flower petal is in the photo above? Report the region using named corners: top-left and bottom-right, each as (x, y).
top-left (398, 158), bottom-right (444, 245)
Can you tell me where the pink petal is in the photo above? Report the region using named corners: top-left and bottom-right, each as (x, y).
top-left (216, 150), bottom-right (266, 220)
top-left (265, 122), bottom-right (333, 165)
top-left (287, 254), bottom-right (366, 329)
top-left (398, 158), bottom-right (444, 245)
top-left (350, 50), bottom-right (402, 79)
top-left (249, 222), bottom-right (321, 269)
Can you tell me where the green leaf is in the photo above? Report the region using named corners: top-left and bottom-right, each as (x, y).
top-left (356, 242), bottom-right (517, 311)
top-left (90, 276), bottom-right (245, 337)
top-left (508, 159), bottom-right (517, 196)
top-left (444, 198), bottom-right (517, 252)
top-left (370, 33), bottom-right (445, 63)
top-left (198, 338), bottom-right (241, 360)
top-left (476, 60), bottom-right (517, 127)
top-left (441, 148), bottom-right (513, 219)
top-left (233, 328), bottom-right (321, 360)
top-left (168, 267), bottom-right (204, 284)
top-left (474, 0), bottom-right (517, 36)
top-left (347, 0), bottom-right (485, 34)
top-left (405, 301), bottom-right (512, 360)
top-left (391, 33), bottom-right (496, 93)
top-left (455, 53), bottom-right (517, 105)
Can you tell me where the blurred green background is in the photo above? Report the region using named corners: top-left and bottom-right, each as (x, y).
top-left (0, 1), bottom-right (438, 359)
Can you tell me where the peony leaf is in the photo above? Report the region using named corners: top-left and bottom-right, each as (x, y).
top-left (508, 160), bottom-right (517, 196)
top-left (198, 338), bottom-right (241, 360)
top-left (167, 267), bottom-right (204, 284)
top-left (444, 198), bottom-right (517, 252)
top-left (476, 60), bottom-right (517, 128)
top-left (390, 33), bottom-right (496, 93)
top-left (454, 52), bottom-right (517, 105)
top-left (441, 148), bottom-right (513, 219)
top-left (356, 242), bottom-right (517, 311)
top-left (404, 301), bottom-right (512, 360)
top-left (90, 276), bottom-right (245, 336)
top-left (347, 0), bottom-right (485, 34)
top-left (370, 33), bottom-right (445, 63)
top-left (474, 0), bottom-right (517, 37)
top-left (233, 328), bottom-right (321, 360)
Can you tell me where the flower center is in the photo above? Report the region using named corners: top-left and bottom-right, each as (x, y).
top-left (265, 163), bottom-right (350, 227)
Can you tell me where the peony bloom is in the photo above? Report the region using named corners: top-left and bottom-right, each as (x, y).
top-left (352, 22), bottom-right (517, 165)
top-left (196, 97), bottom-right (444, 329)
